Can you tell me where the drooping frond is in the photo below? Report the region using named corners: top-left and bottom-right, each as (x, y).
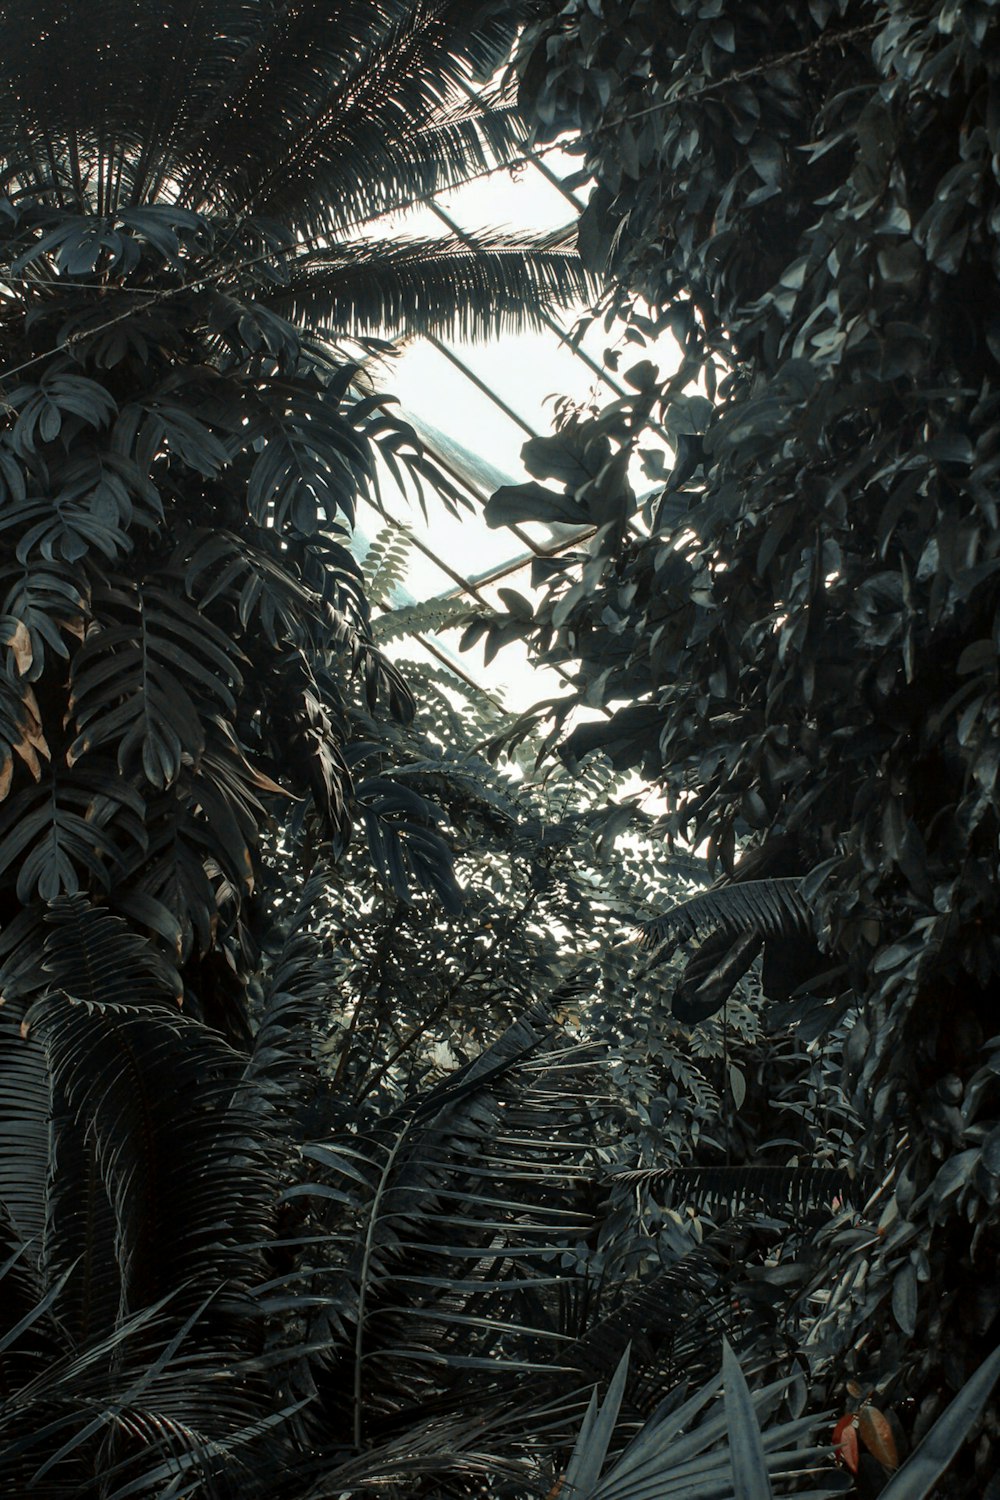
top-left (636, 880), bottom-right (837, 1023)
top-left (174, 1), bottom-right (527, 232)
top-left (638, 878), bottom-right (812, 953)
top-left (0, 1016), bottom-right (48, 1253)
top-left (670, 927), bottom-right (764, 1024)
top-left (243, 872), bottom-right (338, 1129)
top-left (0, 1), bottom-right (528, 228)
top-left (36, 893), bottom-right (183, 1012)
top-left (268, 229), bottom-right (596, 339)
top-left (610, 1164), bottom-right (865, 1219)
top-left (27, 994), bottom-right (274, 1324)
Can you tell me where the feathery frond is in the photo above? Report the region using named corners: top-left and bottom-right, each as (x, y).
top-left (610, 1165), bottom-right (865, 1219)
top-left (639, 879), bottom-right (812, 953)
top-left (271, 229), bottom-right (594, 340)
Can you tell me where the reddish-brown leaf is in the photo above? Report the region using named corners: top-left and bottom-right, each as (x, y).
top-left (833, 1413), bottom-right (859, 1474)
top-left (859, 1404), bottom-right (899, 1470)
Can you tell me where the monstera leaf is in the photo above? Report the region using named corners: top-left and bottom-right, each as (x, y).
top-left (68, 581), bottom-right (243, 788)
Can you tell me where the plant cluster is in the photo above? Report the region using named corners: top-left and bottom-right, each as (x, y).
top-left (4, 0), bottom-right (1000, 1496)
top-left (470, 0), bottom-right (1000, 1491)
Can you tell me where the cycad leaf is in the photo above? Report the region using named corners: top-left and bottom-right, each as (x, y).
top-left (610, 1165), bottom-right (863, 1218)
top-left (724, 1338), bottom-right (774, 1500)
top-left (284, 1000), bottom-right (600, 1432)
top-left (0, 1021), bottom-right (49, 1252)
top-left (36, 894), bottom-right (182, 1013)
top-left (567, 1221), bottom-right (774, 1402)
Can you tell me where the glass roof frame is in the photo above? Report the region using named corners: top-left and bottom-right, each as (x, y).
top-left (351, 76), bottom-right (678, 720)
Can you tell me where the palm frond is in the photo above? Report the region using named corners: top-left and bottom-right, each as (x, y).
top-left (555, 1343), bottom-right (839, 1500)
top-left (243, 874), bottom-right (337, 1130)
top-left (0, 1286), bottom-right (283, 1498)
top-left (610, 1165), bottom-right (864, 1219)
top-left (639, 878), bottom-right (812, 953)
top-left (198, 3), bottom-right (526, 232)
top-left (269, 998), bottom-right (602, 1442)
top-left (0, 2), bottom-right (526, 223)
top-left (39, 893), bottom-right (183, 1013)
top-left (268, 229), bottom-right (594, 339)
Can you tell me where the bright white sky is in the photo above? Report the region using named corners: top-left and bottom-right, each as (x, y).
top-left (355, 145), bottom-right (681, 715)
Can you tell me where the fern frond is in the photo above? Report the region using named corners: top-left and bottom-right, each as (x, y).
top-left (400, 660), bottom-right (513, 740)
top-left (373, 595), bottom-right (483, 645)
top-left (363, 527), bottom-right (414, 608)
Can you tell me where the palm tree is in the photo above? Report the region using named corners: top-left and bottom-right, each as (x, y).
top-left (0, 5), bottom-right (600, 1494)
top-left (0, 0), bottom-right (591, 1014)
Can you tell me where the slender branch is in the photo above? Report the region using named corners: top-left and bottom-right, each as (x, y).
top-left (354, 983), bottom-right (470, 1105)
top-left (596, 20), bottom-right (882, 131)
top-left (331, 901), bottom-right (400, 1093)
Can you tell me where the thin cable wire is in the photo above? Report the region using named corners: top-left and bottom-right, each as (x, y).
top-left (0, 20), bottom-right (881, 388)
top-left (596, 19), bottom-right (881, 128)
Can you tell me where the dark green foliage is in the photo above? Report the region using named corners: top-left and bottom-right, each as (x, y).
top-left (0, 4), bottom-right (615, 1494)
top-left (613, 1164), bottom-right (863, 1219)
top-left (555, 1343), bottom-right (839, 1500)
top-left (492, 0), bottom-right (1000, 1490)
top-left (0, 0), bottom-right (593, 992)
top-left (639, 880), bottom-right (811, 950)
top-left (231, 552), bottom-right (861, 1491)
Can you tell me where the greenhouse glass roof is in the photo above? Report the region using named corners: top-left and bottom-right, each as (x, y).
top-left (351, 109), bottom-right (680, 718)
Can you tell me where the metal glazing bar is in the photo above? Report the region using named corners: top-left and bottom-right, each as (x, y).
top-left (427, 200), bottom-right (632, 403)
top-left (424, 332), bottom-right (538, 439)
top-left (390, 424), bottom-right (550, 556)
top-left (454, 75), bottom-right (588, 214)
